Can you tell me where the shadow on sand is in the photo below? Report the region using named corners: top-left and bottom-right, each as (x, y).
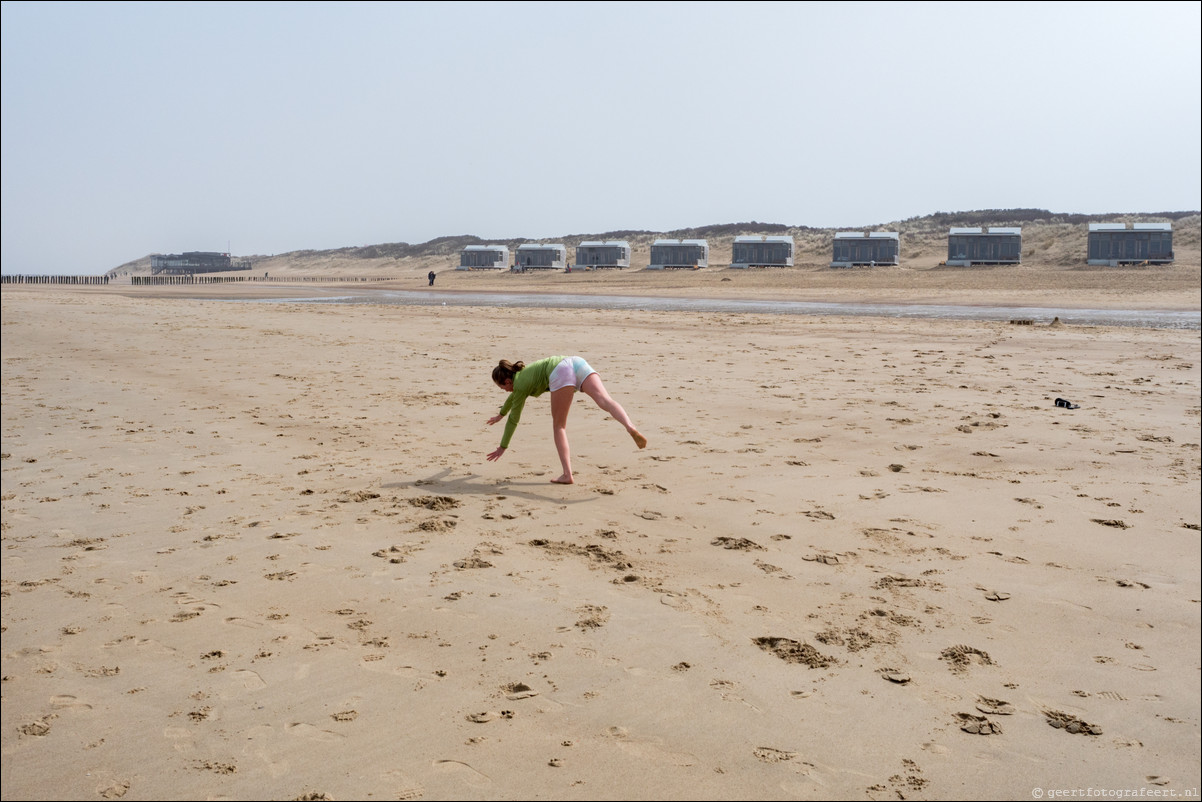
top-left (383, 467), bottom-right (598, 506)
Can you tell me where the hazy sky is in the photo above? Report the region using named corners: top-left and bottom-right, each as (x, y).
top-left (2, 1), bottom-right (1200, 275)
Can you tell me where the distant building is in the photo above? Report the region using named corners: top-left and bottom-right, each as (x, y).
top-left (730, 235), bottom-right (794, 268)
top-left (457, 245), bottom-right (510, 270)
top-left (1087, 222), bottom-right (1173, 265)
top-left (575, 240), bottom-right (631, 269)
top-left (830, 232), bottom-right (900, 268)
top-left (514, 243), bottom-right (567, 271)
top-left (648, 239), bottom-right (708, 270)
top-left (150, 251), bottom-right (250, 275)
top-left (946, 227), bottom-right (1022, 266)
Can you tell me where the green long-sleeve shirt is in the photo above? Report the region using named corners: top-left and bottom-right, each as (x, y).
top-left (497, 355), bottom-right (565, 449)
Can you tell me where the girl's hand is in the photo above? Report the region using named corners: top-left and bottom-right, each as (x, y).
top-left (487, 446), bottom-right (506, 461)
top-left (487, 415), bottom-right (503, 426)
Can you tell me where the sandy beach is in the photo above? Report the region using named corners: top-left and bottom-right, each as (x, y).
top-left (2, 279), bottom-right (1199, 800)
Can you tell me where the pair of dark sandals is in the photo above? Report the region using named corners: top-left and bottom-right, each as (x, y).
top-left (1054, 397), bottom-right (1080, 410)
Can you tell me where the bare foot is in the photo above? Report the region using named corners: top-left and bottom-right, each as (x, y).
top-left (630, 429), bottom-right (647, 450)
top-left (551, 474), bottom-right (574, 484)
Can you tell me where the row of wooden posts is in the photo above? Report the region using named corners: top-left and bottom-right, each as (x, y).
top-left (1, 274), bottom-right (111, 284)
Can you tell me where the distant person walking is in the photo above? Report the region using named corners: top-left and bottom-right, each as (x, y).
top-left (428, 270), bottom-right (436, 286)
top-left (486, 356), bottom-right (646, 484)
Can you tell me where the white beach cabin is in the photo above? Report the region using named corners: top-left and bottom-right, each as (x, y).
top-left (575, 241), bottom-right (631, 269)
top-left (729, 235), bottom-right (794, 268)
top-left (945, 227), bottom-right (1022, 266)
top-left (830, 232), bottom-right (900, 268)
top-left (514, 243), bottom-right (568, 271)
top-left (458, 245), bottom-right (510, 270)
top-left (648, 239), bottom-right (709, 270)
top-left (1086, 222), bottom-right (1173, 265)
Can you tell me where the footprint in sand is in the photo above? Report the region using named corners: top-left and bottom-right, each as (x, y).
top-left (775, 758), bottom-right (829, 795)
top-left (465, 710), bottom-right (514, 723)
top-left (50, 694), bottom-right (92, 710)
top-left (660, 594), bottom-right (692, 611)
top-left (957, 712), bottom-right (1002, 734)
top-left (18, 718), bottom-right (53, 737)
top-left (709, 679), bottom-right (761, 711)
top-left (503, 682), bottom-right (540, 700)
top-left (286, 722), bottom-right (344, 741)
top-left (976, 696), bottom-right (1016, 715)
top-left (711, 536), bottom-right (764, 551)
top-left (226, 669), bottom-right (267, 691)
top-left (96, 778), bottom-right (130, 798)
top-left (433, 759), bottom-right (491, 789)
top-left (163, 726), bottom-right (194, 753)
top-left (240, 725), bottom-right (292, 778)
top-left (879, 670), bottom-right (911, 685)
top-left (603, 727), bottom-right (699, 766)
top-left (360, 661), bottom-right (422, 678)
top-left (754, 746), bottom-right (798, 763)
top-left (755, 560), bottom-right (792, 578)
top-left (1044, 709), bottom-right (1103, 735)
top-left (939, 645), bottom-right (994, 673)
top-left (135, 638), bottom-right (177, 655)
top-left (382, 768), bottom-right (424, 799)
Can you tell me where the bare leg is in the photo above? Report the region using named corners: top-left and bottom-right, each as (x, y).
top-left (550, 386), bottom-right (575, 483)
top-left (580, 373), bottom-right (646, 449)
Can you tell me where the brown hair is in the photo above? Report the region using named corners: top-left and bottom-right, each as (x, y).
top-left (492, 359), bottom-right (524, 386)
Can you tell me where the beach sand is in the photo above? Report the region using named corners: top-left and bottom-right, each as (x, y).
top-left (1, 281), bottom-right (1199, 800)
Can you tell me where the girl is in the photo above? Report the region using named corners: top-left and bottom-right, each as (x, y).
top-left (486, 356), bottom-right (646, 484)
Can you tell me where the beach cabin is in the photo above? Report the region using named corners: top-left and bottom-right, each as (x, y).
top-left (457, 245), bottom-right (510, 270)
top-left (575, 240), bottom-right (631, 269)
top-left (946, 227), bottom-right (1022, 266)
top-left (1087, 222), bottom-right (1173, 265)
top-left (514, 243), bottom-right (567, 271)
top-left (729, 235), bottom-right (794, 268)
top-left (648, 239), bottom-right (709, 270)
top-left (830, 232), bottom-right (900, 268)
